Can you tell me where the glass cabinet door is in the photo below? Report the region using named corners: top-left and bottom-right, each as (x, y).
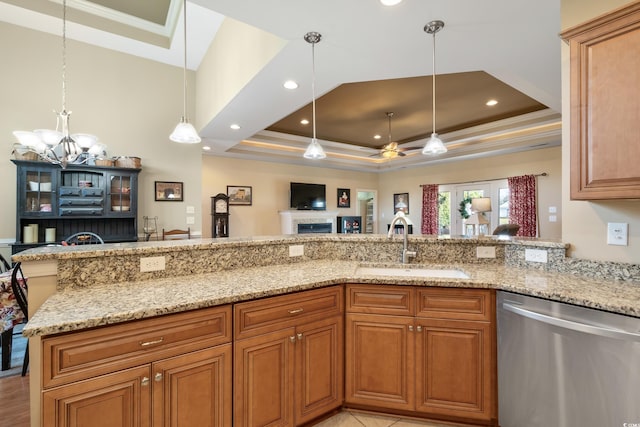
top-left (109, 174), bottom-right (133, 213)
top-left (23, 169), bottom-right (54, 215)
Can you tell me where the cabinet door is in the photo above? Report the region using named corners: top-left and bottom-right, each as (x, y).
top-left (294, 315), bottom-right (344, 425)
top-left (152, 344), bottom-right (232, 427)
top-left (345, 313), bottom-right (414, 411)
top-left (108, 172), bottom-right (135, 214)
top-left (43, 365), bottom-right (151, 427)
top-left (415, 319), bottom-right (495, 423)
top-left (234, 328), bottom-right (296, 427)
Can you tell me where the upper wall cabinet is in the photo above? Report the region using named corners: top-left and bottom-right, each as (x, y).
top-left (12, 160), bottom-right (141, 253)
top-left (562, 2), bottom-right (640, 200)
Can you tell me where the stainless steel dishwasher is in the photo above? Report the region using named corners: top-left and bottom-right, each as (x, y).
top-left (497, 291), bottom-right (640, 427)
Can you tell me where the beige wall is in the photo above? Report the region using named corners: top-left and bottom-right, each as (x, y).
top-left (201, 156), bottom-right (378, 237)
top-left (201, 147), bottom-right (562, 239)
top-left (560, 0), bottom-right (640, 263)
top-left (0, 22), bottom-right (203, 249)
top-left (378, 147), bottom-right (562, 239)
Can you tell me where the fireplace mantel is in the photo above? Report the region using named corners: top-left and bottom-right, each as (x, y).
top-left (279, 210), bottom-right (338, 234)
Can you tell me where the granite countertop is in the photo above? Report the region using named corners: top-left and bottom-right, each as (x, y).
top-left (24, 260), bottom-right (640, 337)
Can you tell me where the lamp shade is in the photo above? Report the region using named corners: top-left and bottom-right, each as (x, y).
top-left (471, 197), bottom-right (492, 213)
top-left (421, 133), bottom-right (447, 155)
top-left (303, 138), bottom-right (326, 159)
top-left (170, 121), bottom-right (202, 144)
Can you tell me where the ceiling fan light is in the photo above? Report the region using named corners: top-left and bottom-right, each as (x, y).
top-left (303, 138), bottom-right (326, 159)
top-left (422, 133), bottom-right (447, 155)
top-left (170, 119), bottom-right (202, 144)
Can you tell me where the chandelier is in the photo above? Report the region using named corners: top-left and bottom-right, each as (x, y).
top-left (422, 20), bottom-right (448, 155)
top-left (303, 31), bottom-right (326, 160)
top-left (12, 0), bottom-right (103, 168)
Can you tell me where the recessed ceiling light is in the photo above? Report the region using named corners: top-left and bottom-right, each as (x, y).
top-left (486, 99), bottom-right (498, 106)
top-left (380, 0), bottom-right (403, 5)
top-left (230, 124), bottom-right (241, 130)
top-left (283, 80), bottom-right (298, 89)
top-left (300, 119), bottom-right (309, 125)
top-left (202, 145), bottom-right (211, 151)
top-left (374, 135), bottom-right (382, 139)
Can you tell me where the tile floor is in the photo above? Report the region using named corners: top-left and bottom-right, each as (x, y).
top-left (315, 410), bottom-right (470, 427)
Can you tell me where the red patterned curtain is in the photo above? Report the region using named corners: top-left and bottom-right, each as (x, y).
top-left (508, 175), bottom-right (538, 237)
top-left (421, 184), bottom-right (439, 235)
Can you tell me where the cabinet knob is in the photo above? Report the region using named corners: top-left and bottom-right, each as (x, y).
top-left (416, 325), bottom-right (423, 332)
top-left (154, 373), bottom-right (163, 382)
top-left (289, 335), bottom-right (296, 343)
top-left (297, 333), bottom-right (303, 341)
top-left (408, 325), bottom-right (414, 332)
top-left (141, 377), bottom-right (150, 386)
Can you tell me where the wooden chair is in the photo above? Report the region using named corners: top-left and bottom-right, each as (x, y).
top-left (63, 232), bottom-right (105, 245)
top-left (162, 228), bottom-right (191, 240)
top-left (11, 262), bottom-right (28, 376)
top-left (0, 253), bottom-right (11, 272)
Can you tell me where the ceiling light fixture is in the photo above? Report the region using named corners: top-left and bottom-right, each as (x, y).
top-left (486, 99), bottom-right (498, 106)
top-left (422, 20), bottom-right (447, 156)
top-left (382, 112), bottom-right (400, 159)
top-left (230, 124), bottom-right (240, 130)
top-left (303, 31), bottom-right (326, 160)
top-left (283, 80), bottom-right (298, 89)
top-left (380, 0), bottom-right (403, 6)
top-left (12, 0), bottom-right (102, 168)
top-left (169, 0), bottom-right (201, 144)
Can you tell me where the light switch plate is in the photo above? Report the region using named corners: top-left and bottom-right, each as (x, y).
top-left (289, 245), bottom-right (304, 257)
top-left (607, 222), bottom-right (628, 246)
top-left (140, 256), bottom-right (166, 272)
top-left (525, 249), bottom-right (548, 263)
top-left (476, 246), bottom-right (496, 258)
top-left (186, 206), bottom-right (195, 214)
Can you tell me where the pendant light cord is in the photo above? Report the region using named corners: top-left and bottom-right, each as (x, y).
top-left (311, 39), bottom-right (317, 140)
top-left (182, 0), bottom-right (188, 121)
top-left (431, 28), bottom-right (436, 135)
top-left (62, 0), bottom-right (67, 113)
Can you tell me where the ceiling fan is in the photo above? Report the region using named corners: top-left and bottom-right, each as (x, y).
top-left (373, 112), bottom-right (422, 159)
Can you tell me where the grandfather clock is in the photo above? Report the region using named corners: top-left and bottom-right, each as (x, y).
top-left (211, 193), bottom-right (229, 238)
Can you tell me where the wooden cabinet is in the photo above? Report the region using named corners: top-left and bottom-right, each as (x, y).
top-left (12, 160), bottom-right (141, 253)
top-left (42, 306), bottom-right (232, 427)
top-left (562, 2), bottom-right (640, 199)
top-left (234, 286), bottom-right (344, 426)
top-left (345, 285), bottom-right (497, 425)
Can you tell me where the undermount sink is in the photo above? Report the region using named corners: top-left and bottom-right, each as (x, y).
top-left (356, 266), bottom-right (470, 279)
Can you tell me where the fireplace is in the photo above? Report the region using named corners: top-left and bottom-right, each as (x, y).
top-left (279, 210), bottom-right (338, 234)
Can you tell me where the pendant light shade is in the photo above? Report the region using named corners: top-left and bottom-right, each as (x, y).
top-left (422, 20), bottom-right (447, 156)
top-left (303, 31), bottom-right (326, 160)
top-left (170, 0), bottom-right (201, 144)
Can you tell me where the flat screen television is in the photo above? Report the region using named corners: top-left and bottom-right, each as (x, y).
top-left (290, 182), bottom-right (326, 210)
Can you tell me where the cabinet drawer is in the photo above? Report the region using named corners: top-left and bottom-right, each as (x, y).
top-left (59, 197), bottom-right (104, 207)
top-left (43, 305), bottom-right (231, 388)
top-left (234, 286), bottom-right (343, 340)
top-left (346, 284), bottom-right (414, 315)
top-left (416, 288), bottom-right (494, 321)
top-left (59, 207), bottom-right (104, 216)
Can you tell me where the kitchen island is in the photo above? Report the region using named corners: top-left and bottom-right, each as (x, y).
top-left (13, 234), bottom-right (640, 427)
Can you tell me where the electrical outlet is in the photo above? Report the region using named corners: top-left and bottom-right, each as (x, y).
top-left (186, 216), bottom-right (195, 225)
top-left (289, 245), bottom-right (304, 257)
top-left (140, 256), bottom-right (166, 272)
top-left (525, 249), bottom-right (548, 263)
top-left (476, 246), bottom-right (496, 258)
top-left (607, 222), bottom-right (628, 246)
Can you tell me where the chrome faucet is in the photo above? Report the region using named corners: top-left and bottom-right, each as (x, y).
top-left (387, 212), bottom-right (416, 263)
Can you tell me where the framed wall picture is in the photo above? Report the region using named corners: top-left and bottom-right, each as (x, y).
top-left (227, 185), bottom-right (252, 206)
top-left (155, 181), bottom-right (183, 201)
top-left (393, 192), bottom-right (409, 214)
top-left (337, 188), bottom-right (350, 208)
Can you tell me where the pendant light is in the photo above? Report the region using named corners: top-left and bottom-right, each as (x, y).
top-left (422, 20), bottom-right (447, 155)
top-left (12, 0), bottom-right (101, 168)
top-left (170, 0), bottom-right (201, 144)
top-left (382, 112), bottom-right (399, 159)
top-left (303, 31), bottom-right (326, 160)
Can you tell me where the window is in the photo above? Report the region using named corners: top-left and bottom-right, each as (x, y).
top-left (438, 191), bottom-right (451, 235)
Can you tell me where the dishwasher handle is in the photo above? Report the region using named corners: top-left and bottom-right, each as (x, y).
top-left (502, 302), bottom-right (640, 342)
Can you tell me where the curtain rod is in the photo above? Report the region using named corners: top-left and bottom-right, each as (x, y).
top-left (419, 172), bottom-right (548, 187)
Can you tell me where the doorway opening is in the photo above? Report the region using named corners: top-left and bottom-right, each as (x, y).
top-left (356, 189), bottom-right (377, 233)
